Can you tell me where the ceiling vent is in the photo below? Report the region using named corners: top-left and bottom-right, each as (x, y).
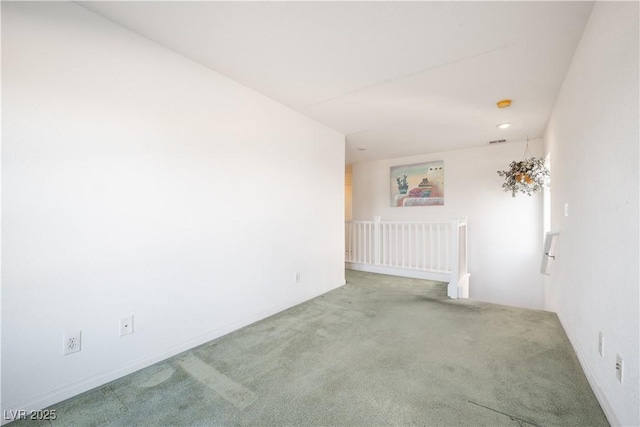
top-left (489, 139), bottom-right (507, 144)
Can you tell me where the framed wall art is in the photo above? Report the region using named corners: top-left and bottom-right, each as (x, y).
top-left (390, 161), bottom-right (444, 207)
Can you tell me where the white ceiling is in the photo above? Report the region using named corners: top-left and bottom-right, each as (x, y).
top-left (78, 1), bottom-right (594, 164)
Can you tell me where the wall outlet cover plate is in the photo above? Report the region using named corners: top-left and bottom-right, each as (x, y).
top-left (63, 331), bottom-right (82, 356)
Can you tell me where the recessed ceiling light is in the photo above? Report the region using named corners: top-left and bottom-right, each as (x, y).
top-left (496, 123), bottom-right (512, 129)
top-left (497, 99), bottom-right (512, 108)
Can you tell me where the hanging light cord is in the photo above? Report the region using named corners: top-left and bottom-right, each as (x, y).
top-left (523, 136), bottom-right (532, 160)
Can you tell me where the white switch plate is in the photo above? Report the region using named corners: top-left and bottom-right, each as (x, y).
top-left (564, 203), bottom-right (569, 217)
top-left (120, 316), bottom-right (134, 336)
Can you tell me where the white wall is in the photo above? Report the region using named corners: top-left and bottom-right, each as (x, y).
top-left (543, 2), bottom-right (639, 425)
top-left (352, 140), bottom-right (544, 309)
top-left (1, 1), bottom-right (345, 416)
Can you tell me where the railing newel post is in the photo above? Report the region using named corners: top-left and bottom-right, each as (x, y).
top-left (449, 218), bottom-right (460, 299)
top-left (373, 216), bottom-right (381, 265)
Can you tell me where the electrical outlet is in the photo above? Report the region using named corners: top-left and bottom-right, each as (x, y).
top-left (120, 315), bottom-right (134, 336)
top-left (615, 354), bottom-right (624, 383)
top-left (598, 332), bottom-right (604, 357)
top-left (295, 272), bottom-right (301, 283)
top-left (63, 331), bottom-right (82, 355)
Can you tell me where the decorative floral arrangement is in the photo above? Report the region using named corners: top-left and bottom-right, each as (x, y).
top-left (497, 157), bottom-right (549, 197)
top-left (396, 174), bottom-right (409, 194)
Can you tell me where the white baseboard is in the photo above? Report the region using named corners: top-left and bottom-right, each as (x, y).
top-left (0, 282), bottom-right (344, 426)
top-left (556, 313), bottom-right (620, 426)
top-left (345, 262), bottom-right (450, 283)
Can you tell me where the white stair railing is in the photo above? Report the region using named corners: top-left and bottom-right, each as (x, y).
top-left (345, 217), bottom-right (469, 299)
